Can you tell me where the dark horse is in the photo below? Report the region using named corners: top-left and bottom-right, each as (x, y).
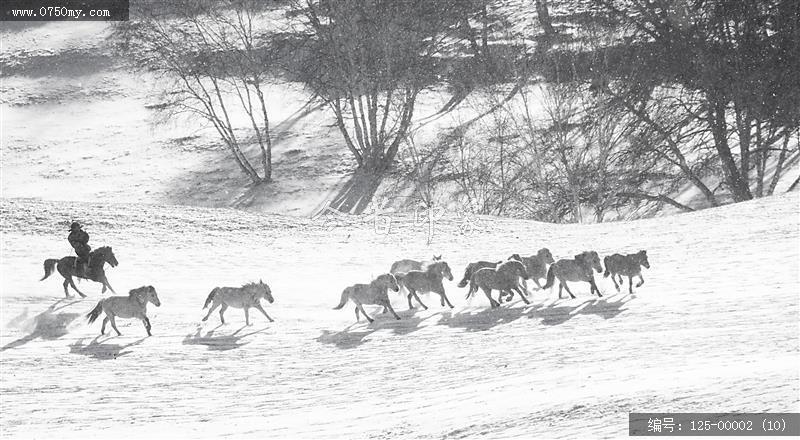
top-left (40, 246), bottom-right (119, 298)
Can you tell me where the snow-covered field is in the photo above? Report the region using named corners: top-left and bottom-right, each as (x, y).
top-left (1, 193), bottom-right (798, 438)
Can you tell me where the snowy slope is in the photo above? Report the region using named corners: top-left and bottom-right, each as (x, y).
top-left (1, 192), bottom-right (798, 438)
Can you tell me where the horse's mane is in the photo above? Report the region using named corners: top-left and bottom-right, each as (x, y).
top-left (242, 281), bottom-right (269, 291)
top-left (374, 273), bottom-right (395, 282)
top-left (128, 286), bottom-right (147, 297)
top-left (92, 246), bottom-right (111, 253)
top-left (426, 261), bottom-right (446, 272)
top-left (499, 259), bottom-right (523, 269)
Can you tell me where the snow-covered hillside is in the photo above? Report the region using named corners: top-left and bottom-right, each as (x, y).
top-left (0, 22), bottom-right (466, 216)
top-left (1, 192), bottom-right (797, 438)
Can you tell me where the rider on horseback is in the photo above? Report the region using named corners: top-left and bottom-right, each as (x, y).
top-left (68, 221), bottom-right (91, 275)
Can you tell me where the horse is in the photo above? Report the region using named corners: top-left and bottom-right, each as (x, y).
top-left (395, 261), bottom-right (455, 310)
top-left (509, 248), bottom-right (555, 291)
top-left (86, 285), bottom-right (161, 336)
top-left (41, 246), bottom-right (118, 298)
top-left (389, 255), bottom-right (442, 275)
top-left (202, 280), bottom-right (275, 325)
top-left (457, 260), bottom-right (502, 288)
top-left (467, 260), bottom-right (529, 308)
top-left (334, 273), bottom-right (401, 323)
top-left (604, 250), bottom-right (650, 294)
top-left (543, 251), bottom-right (604, 299)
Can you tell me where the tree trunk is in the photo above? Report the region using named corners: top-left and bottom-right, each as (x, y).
top-left (710, 98), bottom-right (752, 201)
top-left (535, 0), bottom-right (555, 36)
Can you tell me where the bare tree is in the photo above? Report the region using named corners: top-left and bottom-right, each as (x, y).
top-left (121, 0), bottom-right (280, 184)
top-left (597, 0), bottom-right (800, 202)
top-left (292, 0), bottom-right (472, 174)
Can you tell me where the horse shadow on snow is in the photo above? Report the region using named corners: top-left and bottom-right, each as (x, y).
top-left (182, 324), bottom-right (270, 351)
top-left (316, 308), bottom-right (429, 349)
top-left (439, 293), bottom-right (635, 332)
top-left (69, 336), bottom-right (146, 360)
top-left (1, 298), bottom-right (86, 351)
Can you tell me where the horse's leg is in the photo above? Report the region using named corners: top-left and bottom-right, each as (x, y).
top-left (109, 315), bottom-right (122, 336)
top-left (143, 317), bottom-right (152, 337)
top-left (66, 276), bottom-right (86, 298)
top-left (439, 289), bottom-right (455, 309)
top-left (513, 286), bottom-right (530, 304)
top-left (561, 282), bottom-right (576, 299)
top-left (62, 279), bottom-right (71, 298)
top-left (357, 304), bottom-right (374, 323)
top-left (483, 287), bottom-right (499, 308)
top-left (610, 273), bottom-right (620, 292)
top-left (384, 302), bottom-right (401, 320)
top-left (254, 304), bottom-right (274, 323)
top-left (518, 280), bottom-right (529, 297)
top-left (219, 304), bottom-right (228, 324)
top-left (532, 277), bottom-right (544, 290)
top-left (100, 274), bottom-right (116, 294)
top-left (355, 306), bottom-right (361, 321)
top-left (636, 274), bottom-right (645, 288)
top-left (590, 279), bottom-right (603, 297)
top-left (244, 307), bottom-right (251, 326)
top-left (406, 292), bottom-right (415, 310)
top-left (202, 302), bottom-right (220, 322)
top-left (101, 317), bottom-right (109, 335)
top-left (628, 276), bottom-right (634, 294)
top-left (409, 288), bottom-right (428, 310)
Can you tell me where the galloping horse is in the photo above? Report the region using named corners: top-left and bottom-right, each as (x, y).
top-left (334, 273), bottom-right (401, 323)
top-left (202, 280), bottom-right (275, 325)
top-left (86, 285), bottom-right (161, 336)
top-left (395, 261), bottom-right (455, 310)
top-left (604, 250), bottom-right (650, 294)
top-left (467, 260), bottom-right (529, 308)
top-left (390, 255), bottom-right (442, 275)
top-left (41, 246), bottom-right (119, 298)
top-left (543, 251), bottom-right (604, 299)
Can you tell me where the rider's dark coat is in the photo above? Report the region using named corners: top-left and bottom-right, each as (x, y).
top-left (68, 228), bottom-right (91, 260)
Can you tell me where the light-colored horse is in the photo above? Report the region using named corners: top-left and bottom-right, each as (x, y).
top-left (202, 280), bottom-right (274, 325)
top-left (457, 260), bottom-right (502, 288)
top-left (395, 261), bottom-right (455, 310)
top-left (334, 273), bottom-right (401, 322)
top-left (604, 250), bottom-right (650, 293)
top-left (467, 260), bottom-right (529, 308)
top-left (543, 251), bottom-right (604, 299)
top-left (509, 248), bottom-right (555, 291)
top-left (86, 285), bottom-right (161, 336)
top-left (390, 255), bottom-right (441, 275)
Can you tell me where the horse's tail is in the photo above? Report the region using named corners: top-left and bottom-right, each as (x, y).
top-left (333, 289), bottom-right (349, 310)
top-left (203, 288), bottom-right (219, 309)
top-left (86, 301), bottom-right (104, 324)
top-left (543, 265), bottom-right (556, 289)
top-left (603, 256), bottom-right (611, 277)
top-left (466, 276), bottom-right (478, 299)
top-left (40, 259), bottom-right (59, 281)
